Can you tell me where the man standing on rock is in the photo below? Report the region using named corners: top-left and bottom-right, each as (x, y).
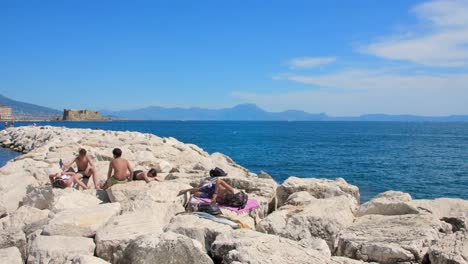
top-left (101, 148), bottom-right (133, 189)
top-left (62, 148), bottom-right (99, 190)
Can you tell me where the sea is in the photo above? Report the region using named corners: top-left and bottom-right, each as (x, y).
top-left (2, 121), bottom-right (468, 202)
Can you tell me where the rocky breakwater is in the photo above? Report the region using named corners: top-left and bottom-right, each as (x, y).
top-left (0, 126), bottom-right (465, 264)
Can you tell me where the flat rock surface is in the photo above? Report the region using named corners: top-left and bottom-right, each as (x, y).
top-left (43, 203), bottom-right (121, 237)
top-left (0, 228), bottom-right (27, 261)
top-left (276, 176), bottom-right (360, 207)
top-left (257, 195), bottom-right (357, 248)
top-left (428, 232), bottom-right (468, 264)
top-left (121, 232), bottom-right (214, 264)
top-left (358, 191), bottom-right (419, 216)
top-left (27, 235), bottom-right (95, 264)
top-left (211, 229), bottom-right (330, 264)
top-left (95, 210), bottom-right (168, 263)
top-left (0, 247), bottom-right (22, 264)
top-left (165, 214), bottom-right (235, 252)
top-left (336, 214), bottom-right (445, 264)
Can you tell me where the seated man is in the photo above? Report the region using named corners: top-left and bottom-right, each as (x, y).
top-left (100, 148), bottom-right (133, 189)
top-left (49, 170), bottom-right (88, 189)
top-left (62, 148), bottom-right (99, 189)
top-left (132, 168), bottom-right (161, 182)
top-left (178, 177), bottom-right (235, 205)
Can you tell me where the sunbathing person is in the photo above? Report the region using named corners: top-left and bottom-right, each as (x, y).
top-left (49, 170), bottom-right (88, 189)
top-left (178, 177), bottom-right (235, 205)
top-left (62, 148), bottom-right (99, 189)
top-left (100, 148), bottom-right (133, 189)
top-left (132, 168), bottom-right (161, 182)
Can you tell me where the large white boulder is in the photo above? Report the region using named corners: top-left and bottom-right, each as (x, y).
top-left (257, 195), bottom-right (357, 248)
top-left (106, 180), bottom-right (188, 214)
top-left (23, 186), bottom-right (103, 212)
top-left (65, 255), bottom-right (110, 264)
top-left (27, 235), bottom-right (95, 264)
top-left (95, 210), bottom-right (168, 263)
top-left (335, 214), bottom-right (447, 263)
top-left (211, 229), bottom-right (330, 264)
top-left (0, 247), bottom-right (22, 264)
top-left (165, 214), bottom-right (234, 252)
top-left (409, 198), bottom-right (468, 231)
top-left (43, 203), bottom-right (121, 237)
top-left (120, 232), bottom-right (214, 264)
top-left (331, 256), bottom-right (371, 264)
top-left (0, 229), bottom-right (26, 261)
top-left (358, 191), bottom-right (419, 216)
top-left (0, 205), bottom-right (50, 235)
top-left (0, 172), bottom-right (38, 212)
top-left (427, 232), bottom-right (468, 264)
top-left (277, 177), bottom-right (360, 207)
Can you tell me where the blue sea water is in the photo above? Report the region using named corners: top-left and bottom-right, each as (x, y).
top-left (2, 121), bottom-right (468, 202)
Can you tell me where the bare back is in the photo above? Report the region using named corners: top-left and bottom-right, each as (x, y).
top-left (110, 158), bottom-right (132, 180)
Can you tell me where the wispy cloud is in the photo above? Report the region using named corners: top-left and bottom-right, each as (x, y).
top-left (361, 0), bottom-right (468, 67)
top-left (234, 69), bottom-right (468, 116)
top-left (234, 1), bottom-right (468, 115)
top-left (287, 56), bottom-right (336, 69)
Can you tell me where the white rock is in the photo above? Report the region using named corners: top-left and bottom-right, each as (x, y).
top-left (211, 229), bottom-right (330, 264)
top-left (277, 176), bottom-right (360, 207)
top-left (1, 205), bottom-right (49, 235)
top-left (0, 229), bottom-right (26, 261)
top-left (106, 181), bottom-right (188, 220)
top-left (23, 187), bottom-right (103, 212)
top-left (257, 195), bottom-right (357, 248)
top-left (299, 237), bottom-right (331, 258)
top-left (95, 210), bottom-right (167, 263)
top-left (43, 203), bottom-right (121, 237)
top-left (0, 173), bottom-right (38, 212)
top-left (358, 191), bottom-right (419, 216)
top-left (335, 214), bottom-right (445, 263)
top-left (27, 235), bottom-right (95, 264)
top-left (409, 198), bottom-right (468, 230)
top-left (121, 232), bottom-right (214, 264)
top-left (331, 256), bottom-right (371, 264)
top-left (155, 160), bottom-right (173, 173)
top-left (66, 255), bottom-right (110, 264)
top-left (0, 247), bottom-right (22, 264)
top-left (427, 232), bottom-right (468, 264)
top-left (165, 214), bottom-right (234, 252)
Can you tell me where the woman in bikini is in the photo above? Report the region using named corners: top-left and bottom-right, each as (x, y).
top-left (49, 171), bottom-right (89, 189)
top-left (132, 168), bottom-right (161, 183)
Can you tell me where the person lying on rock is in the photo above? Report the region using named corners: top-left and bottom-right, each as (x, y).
top-left (178, 178), bottom-right (236, 205)
top-left (99, 148), bottom-right (133, 189)
top-left (132, 168), bottom-right (161, 182)
top-left (62, 148), bottom-right (100, 190)
top-left (49, 170), bottom-right (89, 189)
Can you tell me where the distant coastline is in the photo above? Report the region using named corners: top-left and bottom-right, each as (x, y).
top-left (2, 94), bottom-right (468, 122)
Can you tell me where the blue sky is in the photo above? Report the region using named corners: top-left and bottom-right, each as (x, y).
top-left (1, 0), bottom-right (468, 116)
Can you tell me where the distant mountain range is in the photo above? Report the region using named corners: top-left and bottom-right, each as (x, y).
top-left (0, 94), bottom-right (61, 119)
top-left (2, 94), bottom-right (468, 121)
top-left (102, 104), bottom-right (468, 122)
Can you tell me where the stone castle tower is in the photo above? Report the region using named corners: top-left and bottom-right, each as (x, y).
top-left (63, 109), bottom-right (103, 121)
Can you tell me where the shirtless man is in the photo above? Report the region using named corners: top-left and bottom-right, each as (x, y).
top-left (62, 148), bottom-right (99, 189)
top-left (49, 170), bottom-right (88, 190)
top-left (101, 148), bottom-right (133, 189)
top-left (178, 177), bottom-right (235, 205)
top-left (132, 168), bottom-right (161, 183)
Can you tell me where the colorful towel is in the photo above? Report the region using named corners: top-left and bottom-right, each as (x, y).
top-left (191, 197), bottom-right (260, 214)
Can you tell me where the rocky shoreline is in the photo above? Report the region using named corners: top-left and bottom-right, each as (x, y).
top-left (0, 126), bottom-right (466, 264)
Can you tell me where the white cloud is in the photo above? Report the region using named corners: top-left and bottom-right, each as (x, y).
top-left (233, 70), bottom-right (468, 116)
top-left (288, 56), bottom-right (336, 69)
top-left (361, 0), bottom-right (468, 67)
